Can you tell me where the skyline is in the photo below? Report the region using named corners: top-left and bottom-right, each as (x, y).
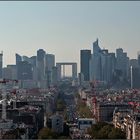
top-left (1, 1), bottom-right (140, 69)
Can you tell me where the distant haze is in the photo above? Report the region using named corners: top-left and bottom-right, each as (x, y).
top-left (0, 1), bottom-right (140, 73)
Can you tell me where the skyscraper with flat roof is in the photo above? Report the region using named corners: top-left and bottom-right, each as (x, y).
top-left (116, 48), bottom-right (129, 79)
top-left (37, 49), bottom-right (46, 80)
top-left (46, 54), bottom-right (55, 71)
top-left (46, 54), bottom-right (55, 86)
top-left (80, 50), bottom-right (91, 81)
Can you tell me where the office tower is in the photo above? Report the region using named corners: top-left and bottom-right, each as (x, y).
top-left (15, 53), bottom-right (22, 65)
top-left (30, 56), bottom-right (37, 81)
top-left (80, 50), bottom-right (91, 81)
top-left (78, 73), bottom-right (84, 86)
top-left (37, 49), bottom-right (46, 80)
top-left (45, 54), bottom-right (55, 86)
top-left (2, 67), bottom-right (11, 79)
top-left (109, 53), bottom-right (116, 83)
top-left (7, 65), bottom-right (17, 79)
top-left (99, 50), bottom-right (115, 83)
top-left (46, 54), bottom-right (55, 71)
top-left (129, 59), bottom-right (140, 88)
top-left (52, 66), bottom-right (58, 85)
top-left (90, 39), bottom-right (116, 85)
top-left (92, 38), bottom-right (101, 54)
top-left (130, 59), bottom-right (139, 68)
top-left (2, 65), bottom-right (17, 80)
top-left (17, 61), bottom-right (33, 80)
top-left (0, 52), bottom-right (3, 78)
top-left (22, 56), bottom-right (30, 63)
top-left (30, 56), bottom-right (37, 67)
top-left (100, 49), bottom-right (109, 83)
top-left (132, 67), bottom-right (140, 88)
top-left (90, 39), bottom-right (102, 81)
top-left (116, 48), bottom-right (129, 79)
top-left (138, 51), bottom-right (140, 66)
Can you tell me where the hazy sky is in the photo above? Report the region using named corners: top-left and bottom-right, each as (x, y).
top-left (0, 1), bottom-right (140, 73)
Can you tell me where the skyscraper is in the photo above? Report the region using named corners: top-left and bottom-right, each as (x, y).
top-left (0, 52), bottom-right (3, 78)
top-left (30, 56), bottom-right (37, 81)
top-left (52, 66), bottom-right (58, 85)
top-left (7, 65), bottom-right (17, 79)
top-left (46, 54), bottom-right (55, 71)
top-left (90, 39), bottom-right (102, 81)
top-left (138, 51), bottom-right (140, 66)
top-left (15, 53), bottom-right (22, 65)
top-left (30, 56), bottom-right (37, 67)
top-left (116, 48), bottom-right (129, 79)
top-left (80, 50), bottom-right (91, 81)
top-left (22, 56), bottom-right (30, 63)
top-left (90, 39), bottom-right (116, 84)
top-left (37, 49), bottom-right (46, 80)
top-left (45, 54), bottom-right (55, 86)
top-left (17, 61), bottom-right (33, 80)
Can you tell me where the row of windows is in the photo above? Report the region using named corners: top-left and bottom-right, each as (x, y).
top-left (78, 121), bottom-right (93, 125)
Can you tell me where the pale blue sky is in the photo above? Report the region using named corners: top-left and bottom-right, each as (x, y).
top-left (0, 1), bottom-right (140, 73)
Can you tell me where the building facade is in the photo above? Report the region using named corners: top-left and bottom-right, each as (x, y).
top-left (80, 50), bottom-right (91, 81)
top-left (0, 52), bottom-right (3, 78)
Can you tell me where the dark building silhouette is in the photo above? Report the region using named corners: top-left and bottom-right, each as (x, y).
top-left (80, 50), bottom-right (91, 81)
top-left (37, 49), bottom-right (46, 80)
top-left (52, 66), bottom-right (58, 85)
top-left (0, 52), bottom-right (3, 78)
top-left (138, 52), bottom-right (140, 66)
top-left (17, 61), bottom-right (33, 80)
top-left (132, 67), bottom-right (140, 88)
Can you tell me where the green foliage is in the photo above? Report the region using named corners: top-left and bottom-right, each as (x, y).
top-left (56, 93), bottom-right (66, 112)
top-left (38, 127), bottom-right (70, 139)
top-left (88, 122), bottom-right (126, 139)
top-left (97, 125), bottom-right (113, 139)
top-left (38, 127), bottom-right (54, 139)
top-left (76, 98), bottom-right (93, 118)
top-left (108, 128), bottom-right (126, 139)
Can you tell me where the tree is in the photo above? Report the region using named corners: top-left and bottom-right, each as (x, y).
top-left (87, 122), bottom-right (126, 139)
top-left (87, 122), bottom-right (108, 138)
top-left (97, 125), bottom-right (113, 139)
top-left (38, 127), bottom-right (70, 139)
top-left (38, 127), bottom-right (54, 139)
top-left (76, 99), bottom-right (93, 118)
top-left (108, 128), bottom-right (126, 139)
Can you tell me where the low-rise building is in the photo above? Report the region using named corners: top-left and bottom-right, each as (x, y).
top-left (47, 113), bottom-right (64, 133)
top-left (78, 118), bottom-right (95, 130)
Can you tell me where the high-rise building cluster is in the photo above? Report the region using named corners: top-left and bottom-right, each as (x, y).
top-left (0, 49), bottom-right (58, 88)
top-left (80, 39), bottom-right (140, 88)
